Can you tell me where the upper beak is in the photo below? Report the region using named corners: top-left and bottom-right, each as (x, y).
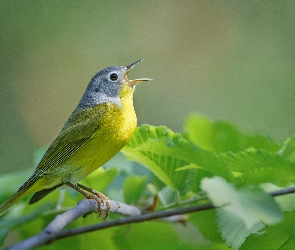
top-left (125, 59), bottom-right (153, 86)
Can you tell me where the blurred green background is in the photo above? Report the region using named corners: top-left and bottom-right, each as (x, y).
top-left (1, 1), bottom-right (295, 174)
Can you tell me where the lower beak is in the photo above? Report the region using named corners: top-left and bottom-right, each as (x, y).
top-left (129, 78), bottom-right (153, 87)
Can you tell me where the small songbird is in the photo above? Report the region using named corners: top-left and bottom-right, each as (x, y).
top-left (0, 59), bottom-right (151, 216)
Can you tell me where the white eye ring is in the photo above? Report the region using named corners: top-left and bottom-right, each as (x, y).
top-left (109, 73), bottom-right (118, 81)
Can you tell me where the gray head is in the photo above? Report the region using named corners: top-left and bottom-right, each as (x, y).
top-left (78, 59), bottom-right (151, 109)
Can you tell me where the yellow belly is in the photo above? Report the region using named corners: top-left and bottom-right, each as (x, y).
top-left (66, 102), bottom-right (137, 182)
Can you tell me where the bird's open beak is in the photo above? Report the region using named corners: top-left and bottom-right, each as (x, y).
top-left (125, 59), bottom-right (152, 87)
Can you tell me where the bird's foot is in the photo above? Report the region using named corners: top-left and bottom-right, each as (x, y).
top-left (66, 182), bottom-right (111, 218)
top-left (89, 190), bottom-right (111, 218)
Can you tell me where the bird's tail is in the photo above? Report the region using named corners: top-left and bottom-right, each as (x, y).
top-left (0, 186), bottom-right (31, 216)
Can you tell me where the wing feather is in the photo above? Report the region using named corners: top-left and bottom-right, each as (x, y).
top-left (19, 104), bottom-right (107, 190)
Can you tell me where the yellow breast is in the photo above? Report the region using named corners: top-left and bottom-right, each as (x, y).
top-left (66, 84), bottom-right (137, 181)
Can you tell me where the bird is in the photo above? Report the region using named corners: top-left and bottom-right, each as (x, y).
top-left (0, 59), bottom-right (151, 216)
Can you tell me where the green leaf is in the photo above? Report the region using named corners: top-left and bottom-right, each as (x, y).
top-left (189, 210), bottom-right (224, 243)
top-left (201, 177), bottom-right (283, 228)
top-left (158, 186), bottom-right (177, 207)
top-left (123, 175), bottom-right (146, 204)
top-left (241, 211), bottom-right (295, 250)
top-left (113, 221), bottom-right (200, 249)
top-left (183, 114), bottom-right (215, 151)
top-left (123, 125), bottom-right (194, 192)
top-left (122, 125), bottom-right (232, 195)
top-left (175, 163), bottom-right (202, 171)
top-left (277, 133), bottom-right (295, 161)
top-left (201, 177), bottom-right (283, 249)
top-left (81, 167), bottom-right (119, 192)
top-left (183, 114), bottom-right (280, 153)
top-left (223, 150), bottom-right (295, 186)
top-left (216, 209), bottom-right (265, 250)
top-left (39, 217), bottom-right (118, 250)
top-left (0, 204), bottom-right (54, 246)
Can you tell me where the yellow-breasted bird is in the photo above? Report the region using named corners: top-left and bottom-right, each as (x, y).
top-left (0, 59), bottom-right (151, 216)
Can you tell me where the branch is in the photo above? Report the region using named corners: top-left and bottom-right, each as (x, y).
top-left (7, 186), bottom-right (295, 250)
top-left (268, 186), bottom-right (295, 197)
top-left (7, 199), bottom-right (143, 250)
top-left (54, 203), bottom-right (212, 241)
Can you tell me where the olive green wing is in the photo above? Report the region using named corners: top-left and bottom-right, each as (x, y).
top-left (22, 104), bottom-right (107, 189)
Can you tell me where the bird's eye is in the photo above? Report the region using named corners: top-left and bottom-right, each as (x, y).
top-left (109, 73), bottom-right (118, 81)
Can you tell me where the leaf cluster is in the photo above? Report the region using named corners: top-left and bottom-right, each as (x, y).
top-left (1, 114), bottom-right (295, 249)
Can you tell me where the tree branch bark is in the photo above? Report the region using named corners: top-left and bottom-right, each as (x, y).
top-left (7, 199), bottom-right (143, 250)
top-left (7, 186), bottom-right (295, 250)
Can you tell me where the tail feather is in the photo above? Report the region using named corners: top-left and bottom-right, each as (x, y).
top-left (0, 187), bottom-right (31, 216)
top-left (29, 183), bottom-right (62, 204)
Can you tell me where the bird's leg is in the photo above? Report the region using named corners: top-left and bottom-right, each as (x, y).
top-left (76, 183), bottom-right (111, 217)
top-left (65, 182), bottom-right (111, 218)
top-left (65, 182), bottom-right (102, 216)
